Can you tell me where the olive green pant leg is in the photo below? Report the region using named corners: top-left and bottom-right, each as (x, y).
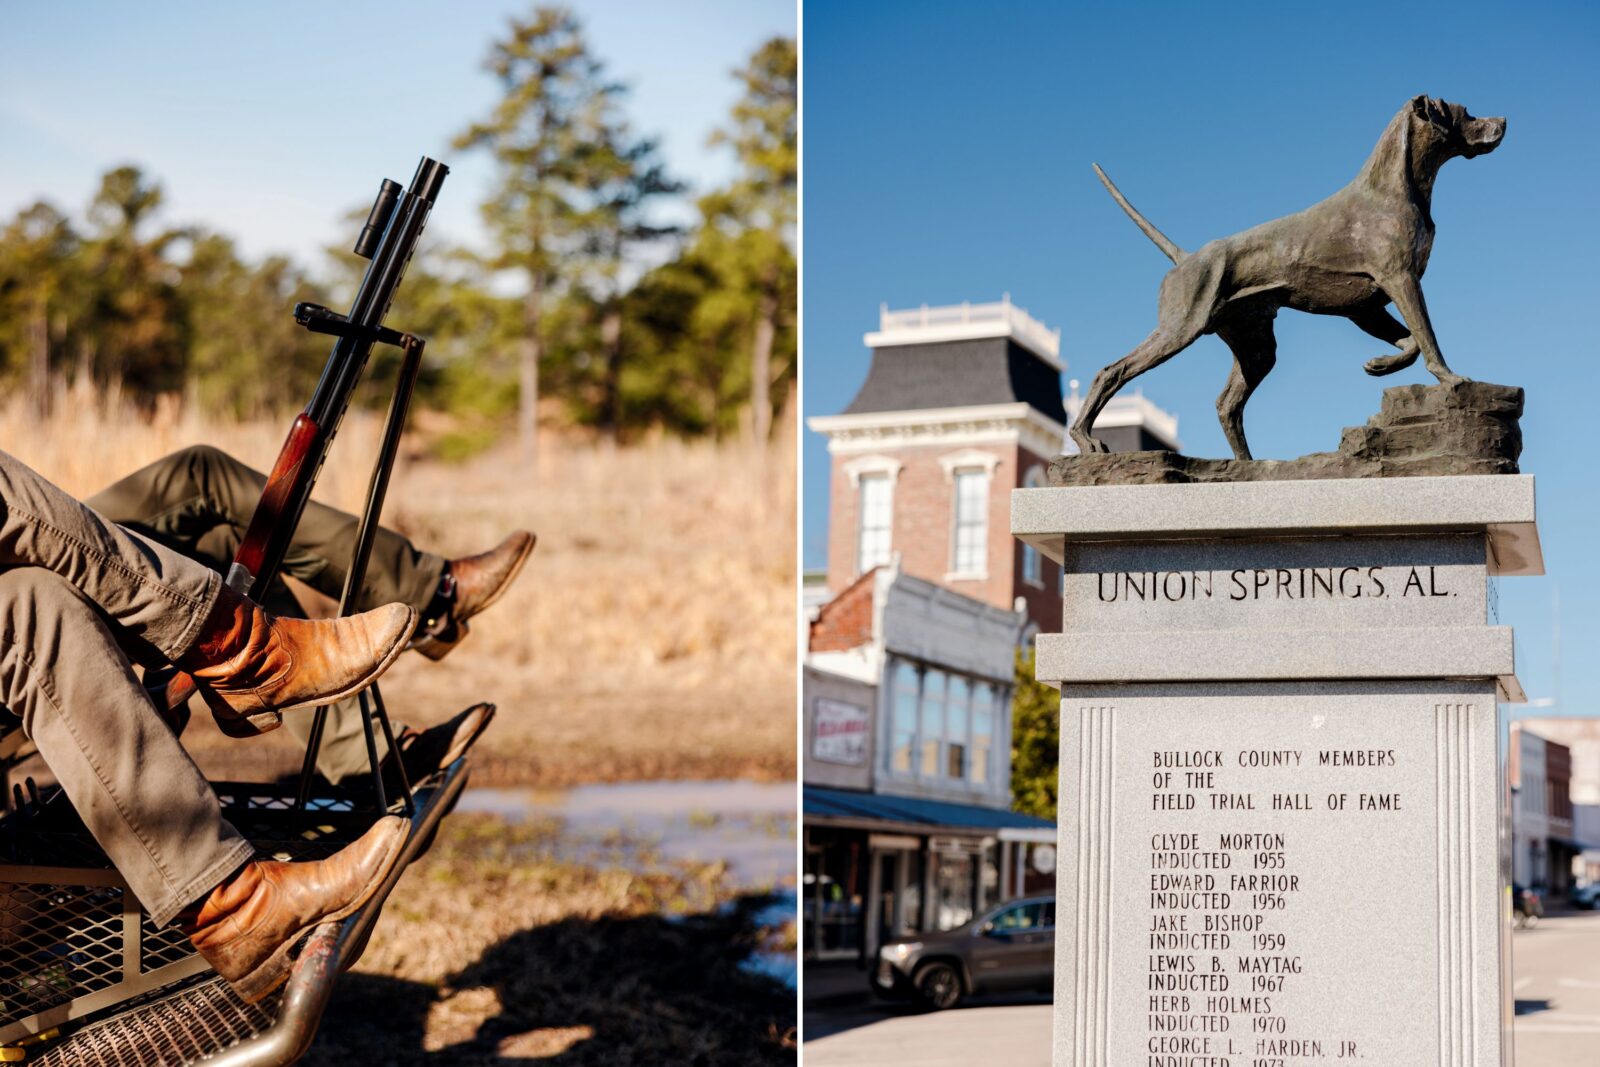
top-left (85, 444), bottom-right (446, 613)
top-left (86, 446), bottom-right (440, 784)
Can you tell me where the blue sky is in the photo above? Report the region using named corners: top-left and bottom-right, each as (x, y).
top-left (0, 1), bottom-right (793, 268)
top-left (803, 0), bottom-right (1599, 712)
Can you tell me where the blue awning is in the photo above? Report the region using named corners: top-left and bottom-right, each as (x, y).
top-left (805, 785), bottom-right (1054, 833)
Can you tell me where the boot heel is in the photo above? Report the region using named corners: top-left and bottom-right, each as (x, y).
top-left (206, 699), bottom-right (284, 738)
top-left (411, 618), bottom-right (469, 662)
top-left (229, 932), bottom-right (302, 1003)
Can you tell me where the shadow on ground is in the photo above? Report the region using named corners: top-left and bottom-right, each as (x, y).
top-left (303, 894), bottom-right (796, 1065)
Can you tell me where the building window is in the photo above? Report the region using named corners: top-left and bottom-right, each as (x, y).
top-left (884, 659), bottom-right (1003, 788)
top-left (1021, 465), bottom-right (1044, 586)
top-left (921, 670), bottom-right (945, 775)
top-left (951, 469), bottom-right (989, 575)
top-left (939, 449), bottom-right (999, 580)
top-left (947, 675), bottom-right (970, 779)
top-left (858, 473), bottom-right (893, 573)
top-left (934, 849), bottom-right (977, 930)
top-left (971, 688), bottom-right (996, 786)
top-left (891, 661), bottom-right (918, 773)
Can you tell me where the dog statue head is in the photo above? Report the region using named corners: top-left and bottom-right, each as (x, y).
top-left (1410, 96), bottom-right (1506, 160)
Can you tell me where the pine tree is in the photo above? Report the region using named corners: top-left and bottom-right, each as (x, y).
top-left (700, 37), bottom-right (797, 446)
top-left (0, 201), bottom-right (80, 414)
top-left (78, 166), bottom-right (189, 398)
top-left (454, 6), bottom-right (629, 464)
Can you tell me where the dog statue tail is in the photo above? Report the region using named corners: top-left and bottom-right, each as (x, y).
top-left (1093, 164), bottom-right (1185, 264)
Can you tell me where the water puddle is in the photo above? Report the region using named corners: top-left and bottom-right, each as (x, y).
top-left (740, 890), bottom-right (799, 988)
top-left (456, 780), bottom-right (797, 987)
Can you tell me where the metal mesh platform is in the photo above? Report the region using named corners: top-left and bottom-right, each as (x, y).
top-left (0, 758), bottom-right (467, 1067)
top-left (0, 880), bottom-right (125, 1019)
top-left (0, 781), bottom-right (383, 1047)
top-left (29, 976), bottom-right (280, 1067)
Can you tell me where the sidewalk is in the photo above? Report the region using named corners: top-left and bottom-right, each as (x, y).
top-left (804, 959), bottom-right (874, 1010)
top-left (804, 1003), bottom-right (1051, 1065)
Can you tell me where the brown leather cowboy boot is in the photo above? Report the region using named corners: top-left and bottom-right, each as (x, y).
top-left (412, 531), bottom-right (535, 661)
top-left (178, 584), bottom-right (415, 737)
top-left (183, 815), bottom-right (408, 1002)
top-left (384, 702), bottom-right (496, 791)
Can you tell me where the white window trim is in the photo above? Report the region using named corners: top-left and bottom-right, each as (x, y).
top-left (941, 449), bottom-right (998, 582)
top-left (842, 453), bottom-right (904, 487)
top-left (937, 448), bottom-right (1002, 480)
top-left (1020, 464), bottom-right (1046, 589)
top-left (846, 454), bottom-right (902, 577)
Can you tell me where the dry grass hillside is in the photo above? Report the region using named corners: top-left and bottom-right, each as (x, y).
top-left (0, 384), bottom-right (797, 786)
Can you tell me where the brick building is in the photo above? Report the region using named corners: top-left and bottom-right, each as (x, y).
top-left (802, 561), bottom-right (1052, 963)
top-left (801, 298), bottom-right (1182, 971)
top-left (1511, 723), bottom-right (1578, 894)
top-left (807, 297), bottom-right (1178, 636)
top-left (1514, 717), bottom-right (1600, 888)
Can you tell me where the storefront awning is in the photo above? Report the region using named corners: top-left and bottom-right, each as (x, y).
top-left (1548, 835), bottom-right (1600, 853)
top-left (804, 785), bottom-right (1054, 836)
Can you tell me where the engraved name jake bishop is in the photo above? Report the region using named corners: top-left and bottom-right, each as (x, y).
top-left (1095, 565), bottom-right (1452, 603)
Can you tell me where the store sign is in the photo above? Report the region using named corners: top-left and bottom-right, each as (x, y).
top-left (813, 699), bottom-right (869, 765)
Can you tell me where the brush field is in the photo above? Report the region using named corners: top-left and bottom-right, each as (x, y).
top-left (0, 383), bottom-right (797, 787)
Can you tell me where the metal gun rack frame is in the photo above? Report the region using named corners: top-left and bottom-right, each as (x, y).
top-left (0, 156), bottom-right (469, 1065)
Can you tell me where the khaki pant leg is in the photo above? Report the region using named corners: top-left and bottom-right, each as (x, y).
top-left (85, 445), bottom-right (445, 613)
top-left (89, 449), bottom-right (418, 782)
top-left (284, 697), bottom-right (393, 786)
top-left (0, 450), bottom-right (218, 662)
top-left (0, 567), bottom-right (253, 927)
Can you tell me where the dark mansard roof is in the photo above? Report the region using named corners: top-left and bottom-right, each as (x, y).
top-left (842, 336), bottom-right (1067, 427)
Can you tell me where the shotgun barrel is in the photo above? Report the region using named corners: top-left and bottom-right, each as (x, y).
top-left (156, 156), bottom-right (447, 714)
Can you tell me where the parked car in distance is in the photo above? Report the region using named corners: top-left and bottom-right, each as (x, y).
top-left (1513, 883), bottom-right (1544, 928)
top-left (872, 895), bottom-right (1054, 1011)
top-left (1571, 882), bottom-right (1600, 911)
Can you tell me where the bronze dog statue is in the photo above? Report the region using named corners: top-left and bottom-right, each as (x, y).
top-left (1071, 96), bottom-right (1506, 460)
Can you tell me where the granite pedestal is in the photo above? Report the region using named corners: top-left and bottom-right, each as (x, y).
top-left (1012, 474), bottom-right (1540, 1067)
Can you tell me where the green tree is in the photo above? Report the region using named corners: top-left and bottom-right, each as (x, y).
top-left (454, 5), bottom-right (631, 462)
top-left (0, 201), bottom-right (82, 414)
top-left (180, 232), bottom-right (329, 415)
top-left (577, 128), bottom-right (682, 438)
top-left (1011, 647), bottom-right (1060, 819)
top-left (616, 251), bottom-right (724, 434)
top-left (698, 36), bottom-right (797, 445)
top-left (78, 166), bottom-right (190, 399)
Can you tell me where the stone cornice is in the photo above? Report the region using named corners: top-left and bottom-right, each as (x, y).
top-left (810, 403), bottom-right (1065, 460)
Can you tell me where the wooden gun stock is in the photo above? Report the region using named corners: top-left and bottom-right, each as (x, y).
top-left (230, 413), bottom-right (325, 588)
top-left (153, 413), bottom-right (325, 715)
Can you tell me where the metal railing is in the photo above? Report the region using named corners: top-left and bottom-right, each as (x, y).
top-left (877, 295), bottom-right (1061, 357)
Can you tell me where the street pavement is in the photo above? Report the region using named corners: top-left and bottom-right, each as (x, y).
top-left (1513, 910), bottom-right (1600, 1063)
top-left (803, 911), bottom-right (1600, 1065)
top-left (804, 1000), bottom-right (1051, 1065)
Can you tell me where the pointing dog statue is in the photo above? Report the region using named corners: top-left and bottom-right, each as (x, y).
top-left (1071, 96), bottom-right (1506, 461)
